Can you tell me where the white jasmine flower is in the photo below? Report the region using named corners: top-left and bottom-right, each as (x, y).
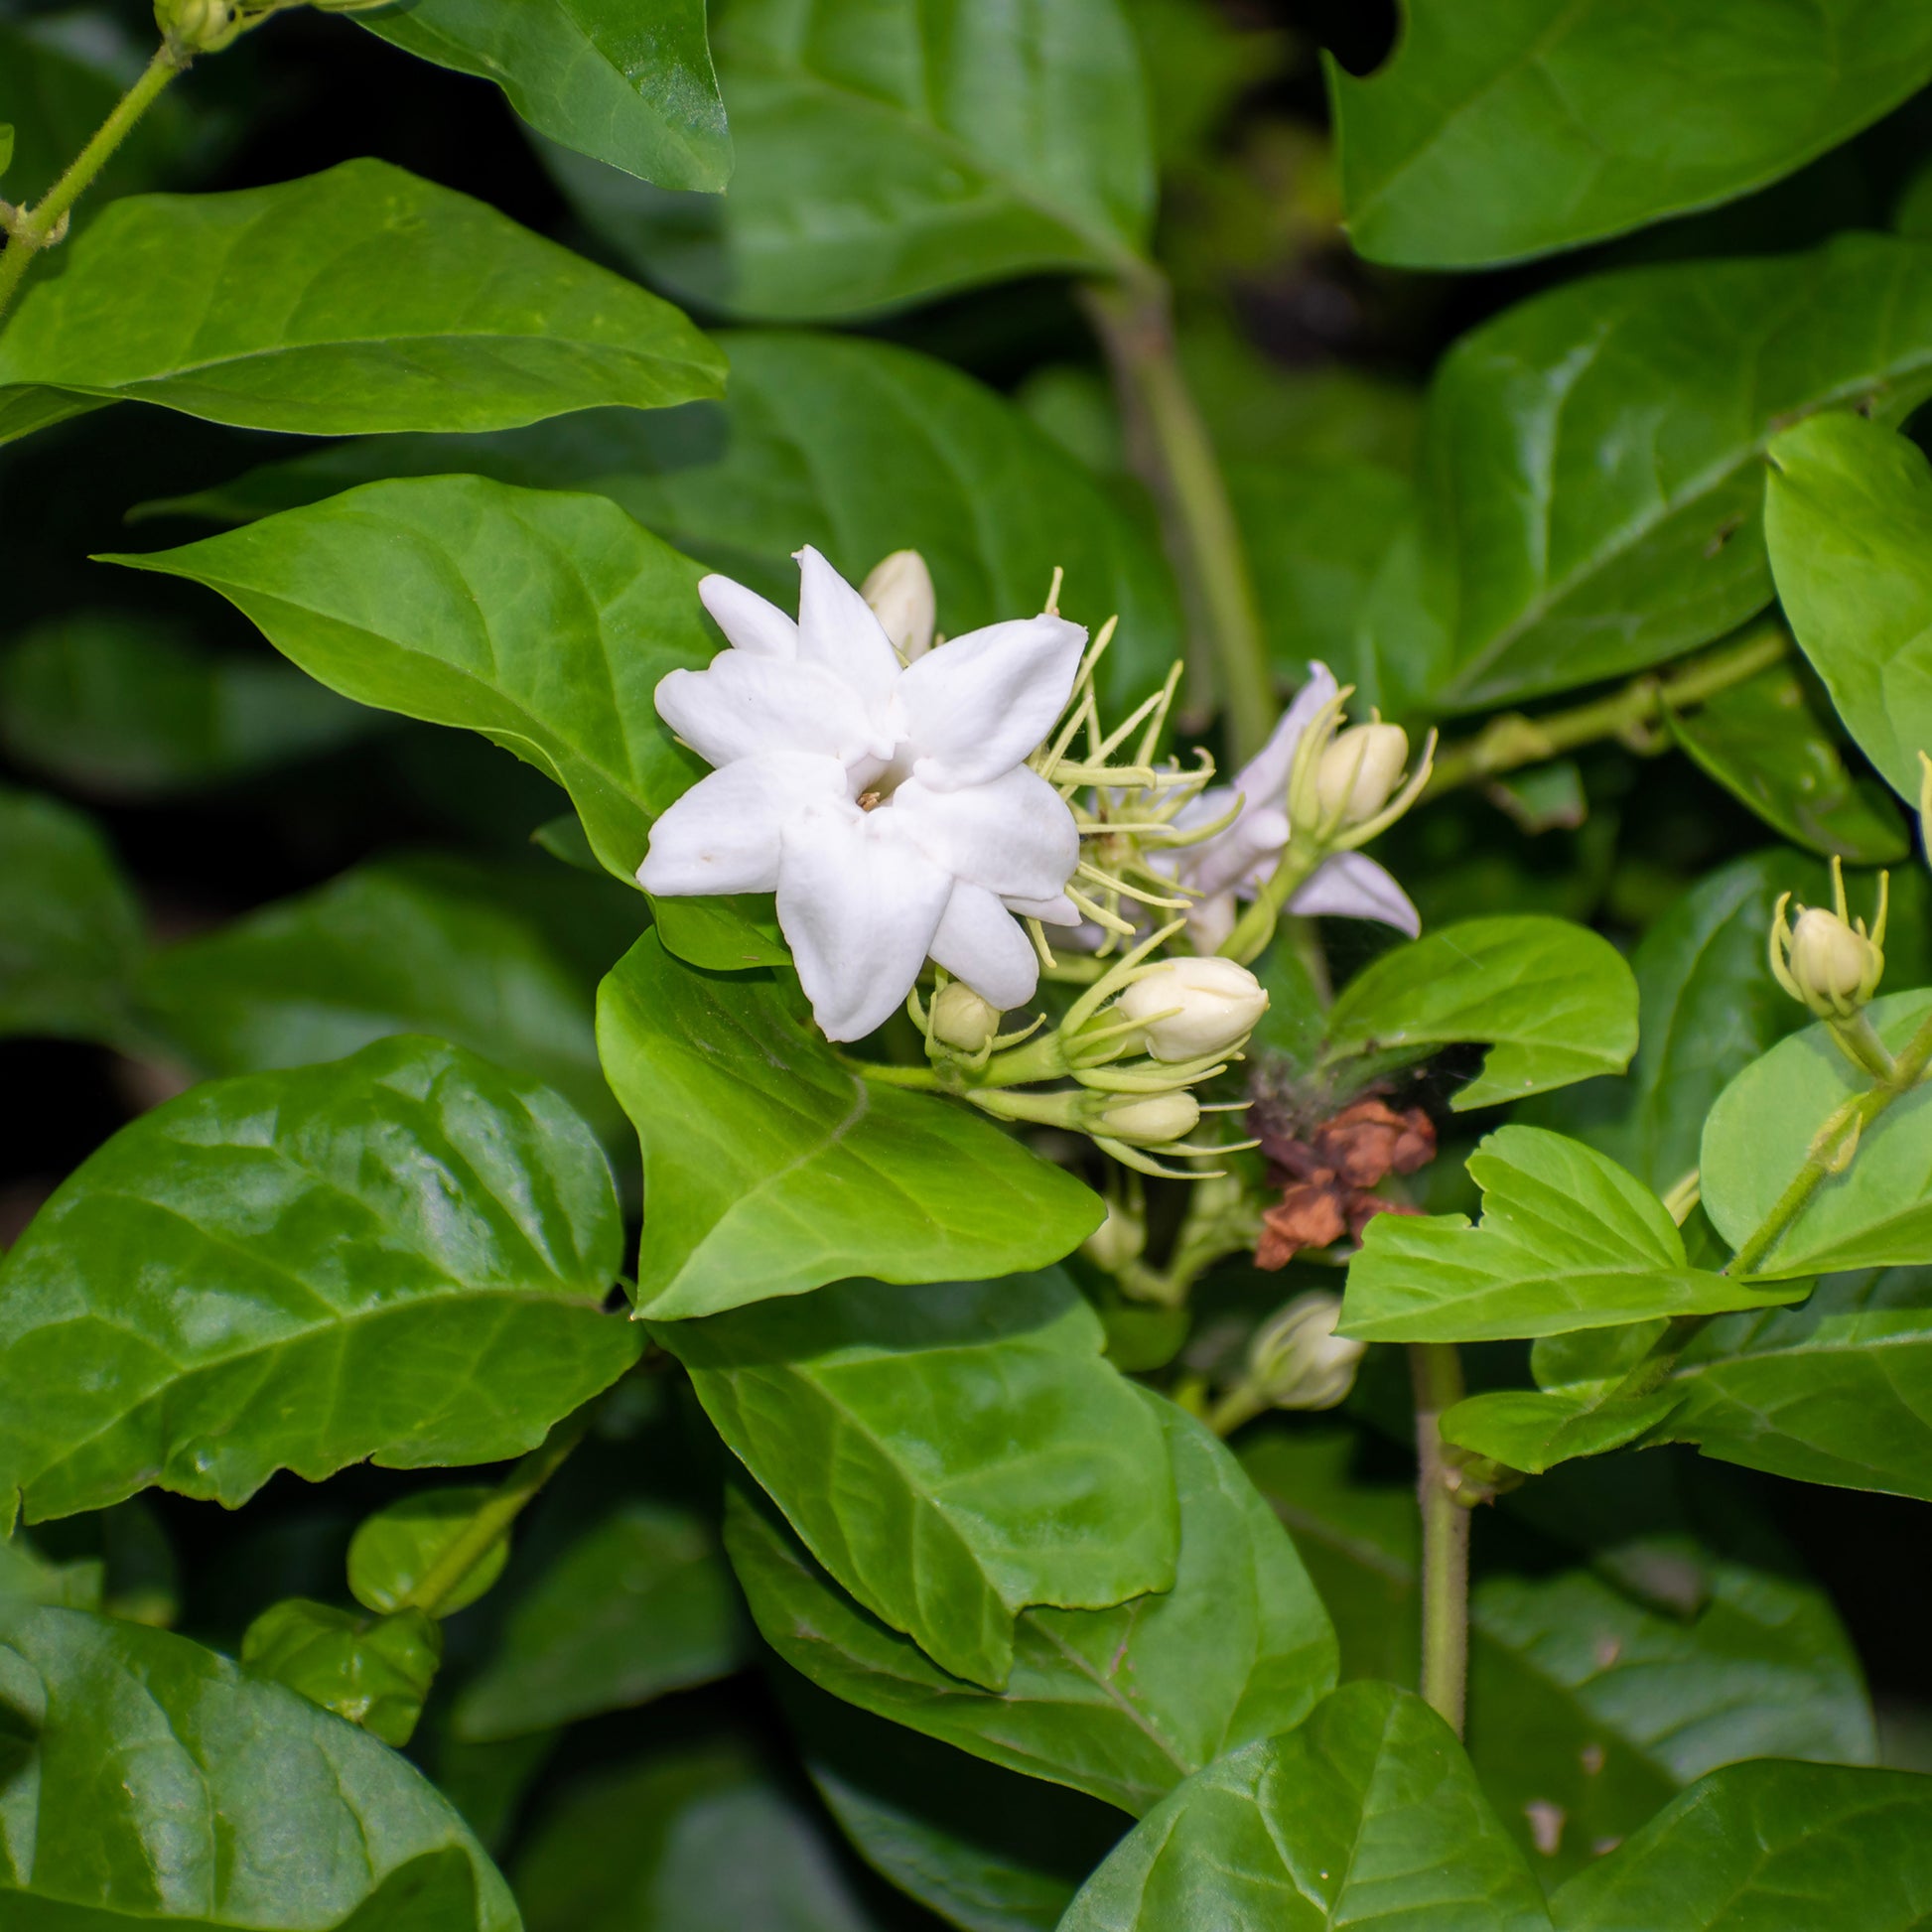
top-left (1167, 663), bottom-right (1419, 953)
top-left (638, 548), bottom-right (1086, 1041)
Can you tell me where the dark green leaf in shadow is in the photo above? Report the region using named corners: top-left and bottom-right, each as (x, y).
top-left (240, 1596), bottom-right (442, 1747)
top-left (349, 1487), bottom-right (509, 1618)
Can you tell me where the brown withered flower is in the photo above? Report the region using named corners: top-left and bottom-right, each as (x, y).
top-left (1251, 1093), bottom-right (1436, 1271)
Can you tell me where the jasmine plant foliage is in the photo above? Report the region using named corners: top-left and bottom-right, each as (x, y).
top-left (15, 4), bottom-right (1932, 1929)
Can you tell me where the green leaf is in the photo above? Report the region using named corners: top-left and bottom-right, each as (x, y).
top-left (544, 0), bottom-right (1153, 321)
top-left (599, 933), bottom-right (1103, 1319)
top-left (1060, 1680), bottom-right (1551, 1932)
top-left (0, 1035), bottom-right (637, 1524)
top-left (0, 158), bottom-right (723, 442)
top-left (0, 1601), bottom-right (518, 1928)
top-left (1765, 409), bottom-right (1932, 800)
top-left (1549, 1758), bottom-right (1932, 1931)
top-left (1330, 2), bottom-right (1932, 270)
top-left (452, 1497), bottom-right (749, 1741)
top-left (655, 1271), bottom-right (1178, 1690)
top-left (1438, 1388), bottom-right (1683, 1475)
top-left (1665, 658), bottom-right (1908, 861)
top-left (349, 1487), bottom-right (509, 1618)
top-left (1321, 916), bottom-right (1638, 1111)
top-left (512, 1740), bottom-right (893, 1932)
top-left (1704, 989), bottom-right (1932, 1279)
top-left (359, 0), bottom-right (731, 192)
top-left (138, 332), bottom-right (1183, 713)
top-left (138, 854), bottom-right (638, 1152)
top-left (650, 892), bottom-right (791, 971)
top-left (0, 612), bottom-right (383, 798)
top-left (1244, 1428), bottom-right (1878, 1885)
top-left (726, 1391), bottom-right (1337, 1817)
top-left (1368, 236), bottom-right (1932, 716)
top-left (0, 784), bottom-right (142, 1045)
top-left (107, 475), bottom-right (713, 880)
top-left (240, 1596), bottom-right (443, 1748)
top-left (1342, 1125), bottom-right (1807, 1343)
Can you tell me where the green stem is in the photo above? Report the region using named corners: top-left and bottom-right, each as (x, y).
top-left (1082, 275), bottom-right (1279, 759)
top-left (0, 43), bottom-right (185, 325)
top-left (1206, 1383), bottom-right (1268, 1437)
top-left (1219, 841), bottom-right (1322, 964)
top-left (1410, 1341), bottom-right (1469, 1737)
top-left (1423, 622), bottom-right (1788, 798)
top-left (397, 1406), bottom-right (593, 1618)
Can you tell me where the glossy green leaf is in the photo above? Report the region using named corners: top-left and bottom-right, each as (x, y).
top-left (0, 1035), bottom-right (637, 1524)
top-left (359, 0), bottom-right (731, 192)
top-left (139, 855), bottom-right (637, 1150)
top-left (513, 1740), bottom-right (891, 1932)
top-left (1331, 2), bottom-right (1932, 269)
top-left (1342, 1125), bottom-right (1806, 1343)
top-left (0, 613), bottom-right (382, 798)
top-left (546, 0), bottom-right (1153, 321)
top-left (1244, 1428), bottom-right (1877, 1885)
top-left (0, 158), bottom-right (723, 442)
top-left (0, 1601), bottom-right (518, 1928)
top-left (726, 1391), bottom-right (1337, 1817)
top-left (1549, 1758), bottom-right (1932, 1931)
top-left (453, 1497), bottom-right (749, 1741)
top-left (1438, 1388), bottom-right (1682, 1475)
top-left (1765, 409), bottom-right (1932, 799)
top-left (1666, 659), bottom-right (1907, 861)
top-left (1704, 990), bottom-right (1932, 1279)
top-left (1060, 1680), bottom-right (1551, 1932)
top-left (349, 1487), bottom-right (509, 1619)
top-left (1367, 236), bottom-right (1932, 716)
top-left (241, 1596), bottom-right (442, 1747)
top-left (649, 893), bottom-right (791, 971)
top-left (108, 476), bottom-right (712, 880)
top-left (1322, 915), bottom-right (1638, 1109)
top-left (0, 784), bottom-right (142, 1045)
top-left (599, 933), bottom-right (1102, 1319)
top-left (139, 332), bottom-right (1183, 713)
top-left (656, 1271), bottom-right (1177, 1689)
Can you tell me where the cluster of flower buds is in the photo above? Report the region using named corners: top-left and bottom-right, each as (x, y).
top-left (1770, 856), bottom-right (1891, 1076)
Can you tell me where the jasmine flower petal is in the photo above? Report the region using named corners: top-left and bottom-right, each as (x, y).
top-left (1290, 851), bottom-right (1420, 935)
top-left (637, 752), bottom-right (849, 897)
top-left (929, 883), bottom-right (1041, 1010)
top-left (891, 765), bottom-right (1080, 902)
top-left (897, 615), bottom-right (1086, 789)
top-left (796, 544), bottom-right (901, 710)
top-left (699, 574), bottom-right (798, 659)
top-left (655, 653), bottom-right (890, 769)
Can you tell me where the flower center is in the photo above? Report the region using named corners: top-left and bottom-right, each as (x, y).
top-left (851, 747), bottom-right (916, 813)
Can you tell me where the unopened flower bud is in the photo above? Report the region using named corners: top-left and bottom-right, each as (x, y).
top-left (1116, 956), bottom-right (1268, 1062)
top-left (1247, 1292), bottom-right (1365, 1411)
top-left (862, 549), bottom-right (936, 661)
top-left (156, 0), bottom-right (241, 50)
top-left (930, 980), bottom-right (1001, 1051)
top-left (1315, 723), bottom-right (1409, 828)
top-left (1097, 1090), bottom-right (1200, 1147)
top-left (1082, 1199), bottom-right (1146, 1273)
top-left (1770, 862), bottom-right (1886, 1024)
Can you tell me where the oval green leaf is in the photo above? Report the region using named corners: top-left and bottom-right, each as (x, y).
top-left (349, 1487), bottom-right (509, 1618)
top-left (241, 1596), bottom-right (443, 1747)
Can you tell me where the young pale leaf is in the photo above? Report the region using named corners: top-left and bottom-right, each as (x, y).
top-left (1244, 1428), bottom-right (1878, 1886)
top-left (1342, 1125), bottom-right (1806, 1343)
top-left (545, 0), bottom-right (1154, 321)
top-left (1664, 659), bottom-right (1908, 861)
top-left (600, 934), bottom-right (1102, 1318)
top-left (107, 476), bottom-right (712, 880)
top-left (725, 1392), bottom-right (1337, 1817)
top-left (142, 332), bottom-right (1183, 713)
top-left (0, 1602), bottom-right (518, 1929)
top-left (139, 855), bottom-right (638, 1152)
top-left (1765, 410), bottom-right (1932, 800)
top-left (1549, 1759), bottom-right (1932, 1932)
top-left (1330, 2), bottom-right (1932, 270)
top-left (0, 613), bottom-right (382, 798)
top-left (1321, 915), bottom-right (1638, 1109)
top-left (0, 1036), bottom-right (636, 1524)
top-left (0, 158), bottom-right (723, 442)
top-left (1366, 236), bottom-right (1932, 716)
top-left (240, 1596), bottom-right (443, 1748)
top-left (0, 784), bottom-right (142, 1045)
top-left (453, 1498), bottom-right (749, 1741)
top-left (655, 1272), bottom-right (1178, 1690)
top-left (1704, 990), bottom-right (1932, 1278)
top-left (348, 1486), bottom-right (509, 1618)
top-left (1060, 1681), bottom-right (1551, 1932)
top-left (358, 0), bottom-right (731, 193)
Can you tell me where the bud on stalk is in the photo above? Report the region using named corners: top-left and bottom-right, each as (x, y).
top-left (861, 549), bottom-right (937, 661)
top-left (1315, 722), bottom-right (1410, 829)
top-left (1246, 1292), bottom-right (1365, 1411)
top-left (929, 980), bottom-right (1002, 1052)
top-left (1769, 858), bottom-right (1886, 1025)
top-left (1115, 956), bottom-right (1268, 1062)
top-left (1096, 1090), bottom-right (1200, 1147)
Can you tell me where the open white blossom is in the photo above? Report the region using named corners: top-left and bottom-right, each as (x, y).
top-left (1165, 662), bottom-right (1419, 952)
top-left (638, 548), bottom-right (1086, 1041)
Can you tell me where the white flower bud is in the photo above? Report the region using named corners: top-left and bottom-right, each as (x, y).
top-left (1786, 906), bottom-right (1880, 1020)
top-left (1116, 956), bottom-right (1268, 1062)
top-left (1082, 1199), bottom-right (1146, 1273)
top-left (1247, 1292), bottom-right (1366, 1411)
top-left (1097, 1090), bottom-right (1200, 1147)
top-left (1315, 723), bottom-right (1409, 828)
top-left (861, 549), bottom-right (937, 661)
top-left (930, 980), bottom-right (1001, 1051)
